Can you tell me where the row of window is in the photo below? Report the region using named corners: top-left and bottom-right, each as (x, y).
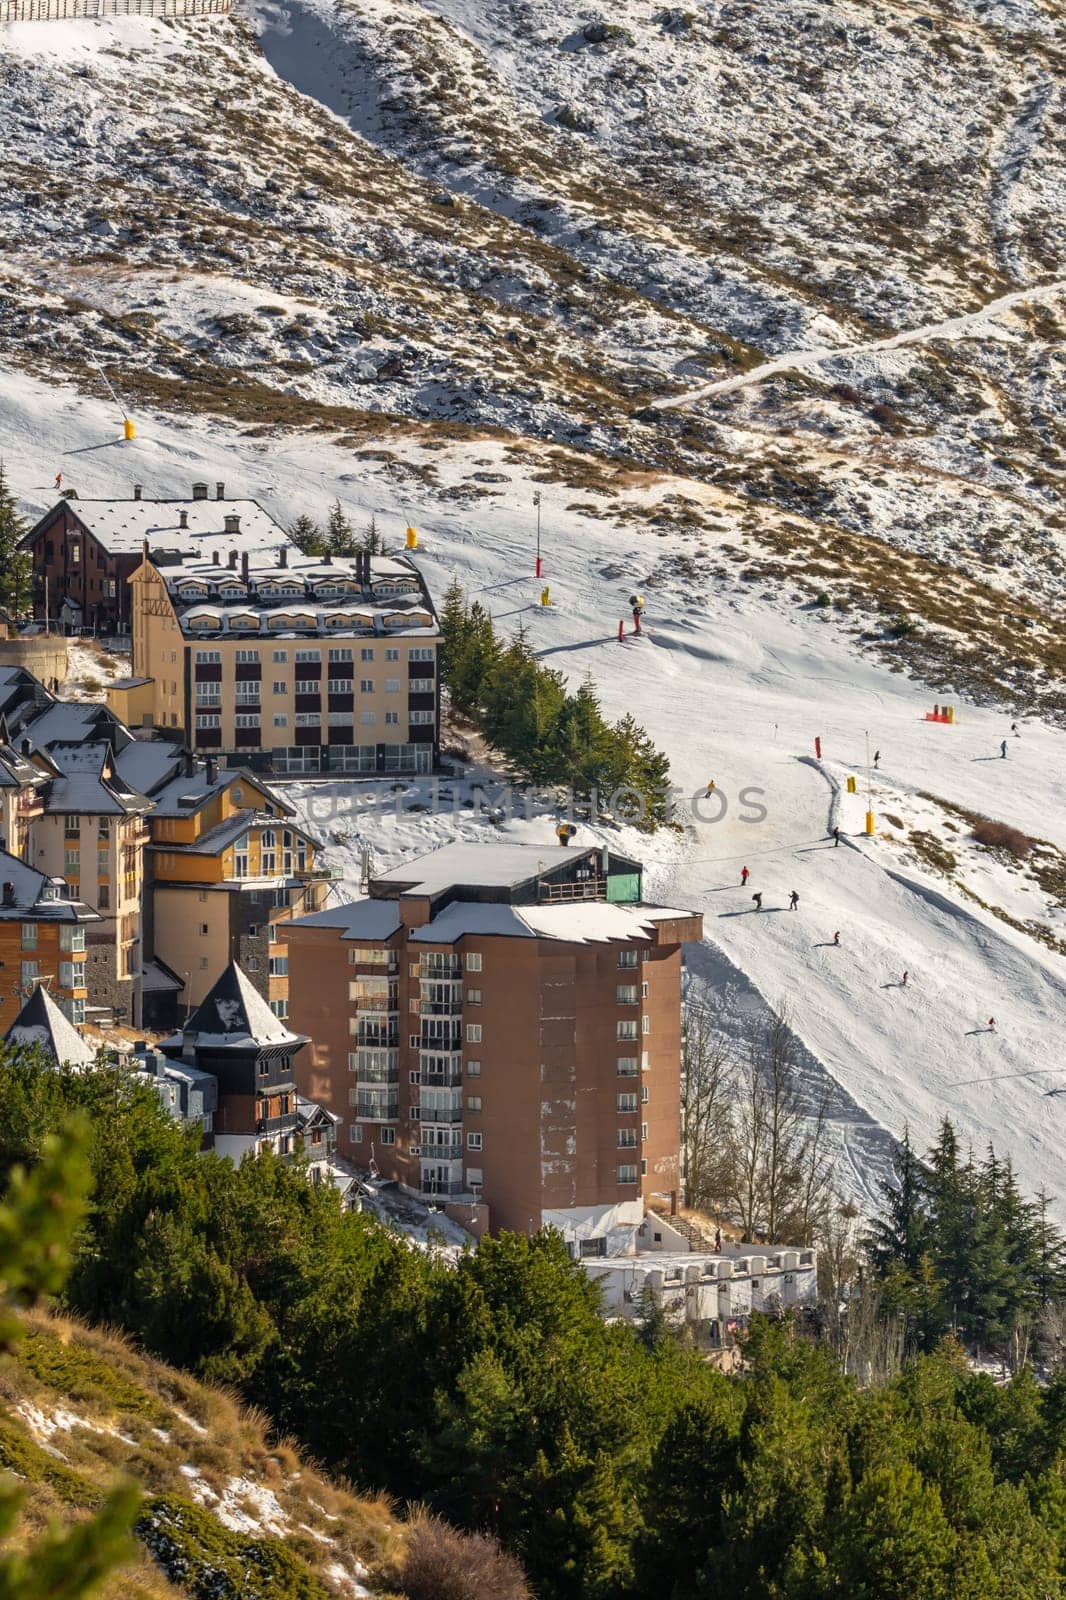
top-left (196, 646), bottom-right (434, 664)
top-left (197, 710), bottom-right (428, 730)
top-left (618, 1018), bottom-right (651, 1039)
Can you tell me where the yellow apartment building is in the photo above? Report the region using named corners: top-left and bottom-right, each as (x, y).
top-left (147, 760), bottom-right (329, 1017)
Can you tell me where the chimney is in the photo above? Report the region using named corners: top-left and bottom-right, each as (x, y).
top-left (241, 552), bottom-right (249, 582)
top-left (212, 550), bottom-right (220, 566)
top-left (2, 882), bottom-right (14, 908)
top-left (183, 751), bottom-right (195, 778)
top-left (228, 551), bottom-right (238, 570)
top-left (20, 738), bottom-right (30, 756)
top-left (133, 484), bottom-right (143, 501)
top-left (216, 482), bottom-right (225, 501)
top-left (224, 514), bottom-right (241, 536)
top-left (178, 509), bottom-right (188, 530)
top-left (206, 756), bottom-right (218, 783)
top-left (192, 482), bottom-right (208, 501)
top-left (279, 546), bottom-right (288, 569)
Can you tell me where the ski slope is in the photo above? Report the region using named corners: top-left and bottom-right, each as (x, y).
top-left (2, 360), bottom-right (1065, 1211)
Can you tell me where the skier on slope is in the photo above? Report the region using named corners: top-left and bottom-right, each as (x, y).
top-left (752, 892), bottom-right (763, 911)
top-left (54, 472), bottom-right (62, 491)
top-left (1011, 722), bottom-right (1020, 737)
top-left (740, 866), bottom-right (749, 886)
top-left (901, 971), bottom-right (909, 987)
top-left (832, 826), bottom-right (841, 847)
top-left (832, 930), bottom-right (840, 946)
top-left (704, 779), bottom-right (716, 798)
top-left (873, 749), bottom-right (881, 768)
top-left (988, 1017), bottom-right (997, 1032)
top-left (789, 890), bottom-right (799, 911)
top-left (1000, 740), bottom-right (1008, 759)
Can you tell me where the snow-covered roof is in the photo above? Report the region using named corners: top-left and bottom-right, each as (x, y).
top-left (290, 898), bottom-right (403, 940)
top-left (518, 903), bottom-right (698, 943)
top-left (372, 841), bottom-right (613, 896)
top-left (43, 742), bottom-right (150, 817)
top-left (0, 848), bottom-right (98, 922)
top-left (175, 962), bottom-right (308, 1051)
top-left (113, 738), bottom-right (184, 797)
top-left (20, 701), bottom-right (115, 752)
top-left (4, 985), bottom-right (96, 1069)
top-left (50, 497), bottom-right (288, 557)
top-left (141, 958), bottom-right (184, 995)
top-left (409, 903), bottom-right (536, 942)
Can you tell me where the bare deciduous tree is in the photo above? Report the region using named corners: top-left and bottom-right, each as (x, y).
top-left (681, 998), bottom-right (734, 1216)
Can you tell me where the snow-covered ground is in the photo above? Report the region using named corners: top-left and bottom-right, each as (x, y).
top-left (3, 359), bottom-right (1063, 1214)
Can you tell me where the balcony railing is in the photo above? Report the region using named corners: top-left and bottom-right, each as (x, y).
top-left (419, 1138), bottom-right (463, 1160)
top-left (420, 1052), bottom-right (463, 1086)
top-left (539, 877), bottom-right (607, 902)
top-left (419, 997), bottom-right (462, 1017)
top-left (355, 1027), bottom-right (399, 1049)
top-left (354, 1099), bottom-right (399, 1122)
top-left (420, 1027), bottom-right (463, 1052)
top-left (354, 994), bottom-right (398, 1014)
top-left (419, 957), bottom-right (462, 979)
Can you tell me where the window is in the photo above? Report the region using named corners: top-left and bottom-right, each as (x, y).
top-left (294, 679), bottom-right (319, 695)
top-left (295, 713), bottom-right (319, 727)
top-left (409, 1070), bottom-right (421, 1085)
top-left (410, 1034), bottom-right (419, 1049)
top-left (246, 957), bottom-right (259, 973)
top-left (617, 1057), bottom-right (639, 1076)
top-left (642, 1016), bottom-right (650, 1034)
top-left (235, 713), bottom-right (260, 728)
top-left (618, 949), bottom-right (639, 968)
top-left (385, 647), bottom-right (400, 661)
top-left (327, 678), bottom-right (352, 694)
top-left (59, 961), bottom-right (75, 989)
top-left (71, 999), bottom-right (85, 1025)
top-left (262, 851), bottom-right (276, 873)
top-left (641, 1122), bottom-right (648, 1141)
top-left (360, 647), bottom-right (375, 662)
top-left (199, 922), bottom-right (209, 935)
top-left (466, 952), bottom-right (482, 972)
top-left (466, 988), bottom-right (481, 1005)
top-left (269, 956), bottom-right (288, 976)
top-left (385, 711), bottom-right (399, 725)
top-left (358, 678), bottom-right (374, 693)
top-left (467, 1095), bottom-right (482, 1112)
top-left (295, 649), bottom-right (320, 663)
top-left (618, 1128), bottom-right (638, 1148)
top-left (272, 680), bottom-right (287, 694)
top-left (642, 981), bottom-right (649, 998)
top-left (616, 985), bottom-right (638, 1004)
top-left (385, 678), bottom-right (400, 693)
top-left (617, 1093), bottom-right (638, 1113)
top-left (467, 1132), bottom-right (483, 1151)
top-left (64, 848), bottom-right (80, 872)
top-left (273, 650), bottom-right (288, 663)
top-left (617, 1020), bottom-right (638, 1041)
top-left (409, 647), bottom-right (434, 661)
top-left (20, 960), bottom-right (38, 984)
top-left (196, 713), bottom-right (221, 729)
top-left (617, 1164), bottom-right (638, 1184)
top-left (234, 850), bottom-right (249, 878)
top-left (20, 923), bottom-right (37, 950)
top-left (350, 1124), bottom-right (363, 1143)
top-left (359, 711), bottom-right (376, 726)
top-left (410, 710), bottom-right (434, 725)
top-left (98, 885), bottom-right (109, 909)
top-left (379, 1127), bottom-right (396, 1146)
top-left (270, 998), bottom-right (289, 1019)
top-left (641, 1084), bottom-right (649, 1103)
top-left (274, 715), bottom-right (288, 728)
top-left (195, 682), bottom-right (221, 703)
top-left (235, 649), bottom-right (260, 663)
top-left (329, 648), bottom-right (353, 663)
top-left (465, 1023), bottom-right (482, 1043)
top-left (195, 650), bottom-right (222, 664)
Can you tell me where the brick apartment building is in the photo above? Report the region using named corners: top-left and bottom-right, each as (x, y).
top-left (283, 841), bottom-right (702, 1244)
top-left (0, 849), bottom-right (97, 1032)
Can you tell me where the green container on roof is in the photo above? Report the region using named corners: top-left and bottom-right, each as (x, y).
top-left (607, 872), bottom-right (640, 904)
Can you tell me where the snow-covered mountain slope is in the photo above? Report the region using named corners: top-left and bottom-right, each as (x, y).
top-left (0, 8), bottom-right (1064, 715)
top-left (2, 363), bottom-right (1063, 1212)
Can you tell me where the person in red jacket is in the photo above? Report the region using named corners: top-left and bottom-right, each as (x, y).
top-left (740, 866), bottom-right (749, 886)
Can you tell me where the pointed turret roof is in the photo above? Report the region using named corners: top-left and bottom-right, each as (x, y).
top-left (4, 985), bottom-right (95, 1070)
top-left (178, 962), bottom-right (307, 1051)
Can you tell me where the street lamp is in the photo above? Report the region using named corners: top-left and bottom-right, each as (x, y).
top-left (533, 492), bottom-right (543, 579)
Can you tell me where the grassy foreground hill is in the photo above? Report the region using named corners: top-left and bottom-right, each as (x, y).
top-left (0, 1307), bottom-right (402, 1600)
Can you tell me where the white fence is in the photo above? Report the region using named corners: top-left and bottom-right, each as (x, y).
top-left (1, 0), bottom-right (230, 21)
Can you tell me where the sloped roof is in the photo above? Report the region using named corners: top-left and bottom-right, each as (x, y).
top-left (180, 962), bottom-right (307, 1051)
top-left (113, 738), bottom-right (185, 797)
top-left (0, 847), bottom-right (98, 923)
top-left (371, 840), bottom-right (638, 897)
top-left (4, 985), bottom-right (96, 1069)
top-left (40, 497), bottom-right (289, 558)
top-left (43, 742), bottom-right (150, 817)
top-left (289, 899), bottom-right (402, 940)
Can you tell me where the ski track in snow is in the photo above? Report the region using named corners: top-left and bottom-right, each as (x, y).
top-left (654, 279), bottom-right (1066, 408)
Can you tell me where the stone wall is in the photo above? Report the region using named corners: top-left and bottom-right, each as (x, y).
top-left (0, 635), bottom-right (68, 693)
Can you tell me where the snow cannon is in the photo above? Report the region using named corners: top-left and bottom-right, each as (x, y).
top-left (541, 586), bottom-right (551, 608)
top-left (406, 525), bottom-right (418, 549)
top-left (865, 810), bottom-right (875, 836)
top-left (123, 417), bottom-right (136, 441)
top-left (846, 776), bottom-right (857, 794)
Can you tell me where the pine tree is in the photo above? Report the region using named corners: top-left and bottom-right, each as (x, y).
top-left (0, 463), bottom-right (33, 619)
top-left (439, 579), bottom-right (470, 686)
top-left (358, 515), bottom-right (384, 555)
top-left (611, 714), bottom-right (672, 829)
top-left (449, 600), bottom-right (499, 719)
top-left (326, 500), bottom-right (356, 556)
top-left (288, 513), bottom-right (325, 556)
top-left (867, 1127), bottom-right (931, 1277)
top-left (554, 674), bottom-right (614, 798)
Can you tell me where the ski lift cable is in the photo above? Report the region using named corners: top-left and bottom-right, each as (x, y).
top-left (89, 358), bottom-right (132, 420)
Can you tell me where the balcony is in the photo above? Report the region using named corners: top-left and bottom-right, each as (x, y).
top-left (356, 1027), bottom-right (399, 1049)
top-left (420, 1051), bottom-right (463, 1087)
top-left (420, 1025), bottom-right (463, 1053)
top-left (354, 993), bottom-right (398, 1015)
top-left (420, 1106), bottom-right (463, 1125)
top-left (539, 877), bottom-right (606, 903)
top-left (419, 956), bottom-right (461, 980)
top-left (354, 1098), bottom-right (399, 1122)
